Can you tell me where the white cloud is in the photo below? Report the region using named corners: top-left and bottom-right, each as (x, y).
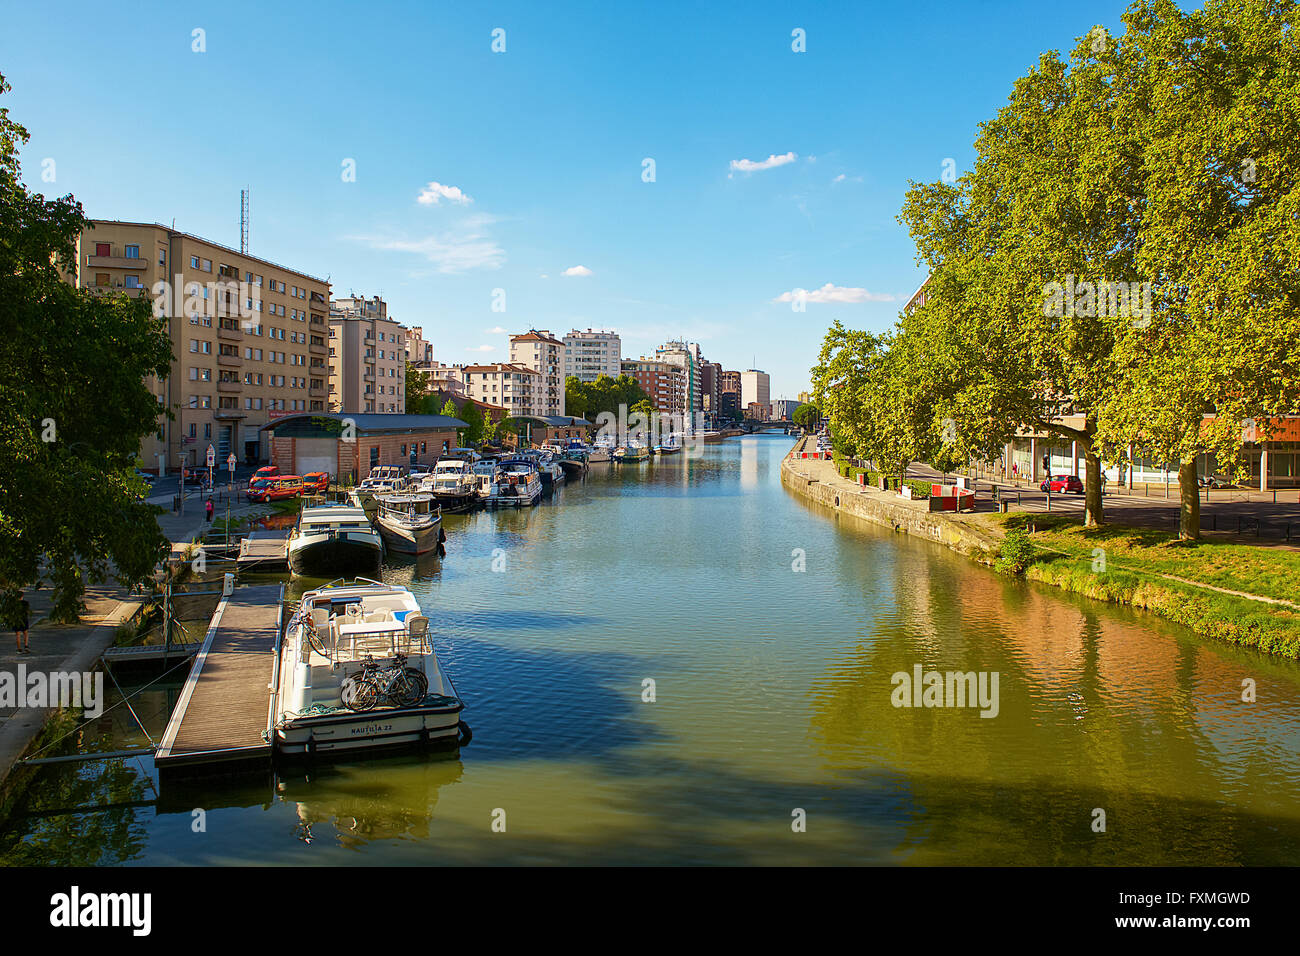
top-left (561, 265), bottom-right (593, 277)
top-left (417, 181), bottom-right (473, 205)
top-left (485, 326), bottom-right (507, 334)
top-left (773, 283), bottom-right (897, 304)
top-left (729, 152), bottom-right (797, 176)
top-left (832, 174), bottom-right (846, 183)
top-left (466, 344), bottom-right (495, 352)
top-left (348, 230), bottom-right (504, 273)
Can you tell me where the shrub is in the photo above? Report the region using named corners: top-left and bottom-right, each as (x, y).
top-left (996, 526), bottom-right (1036, 575)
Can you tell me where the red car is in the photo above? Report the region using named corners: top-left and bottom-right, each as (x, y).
top-left (1040, 474), bottom-right (1084, 494)
top-left (253, 465), bottom-right (279, 481)
top-left (302, 471), bottom-right (329, 493)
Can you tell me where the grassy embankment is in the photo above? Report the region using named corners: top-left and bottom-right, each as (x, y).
top-left (992, 512), bottom-right (1300, 659)
top-left (817, 446), bottom-right (1300, 657)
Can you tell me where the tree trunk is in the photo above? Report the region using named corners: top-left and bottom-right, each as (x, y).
top-left (1178, 458), bottom-right (1201, 540)
top-left (1082, 443), bottom-right (1104, 527)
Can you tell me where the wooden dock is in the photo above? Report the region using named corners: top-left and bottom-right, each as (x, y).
top-left (236, 530), bottom-right (289, 570)
top-left (154, 584), bottom-right (284, 776)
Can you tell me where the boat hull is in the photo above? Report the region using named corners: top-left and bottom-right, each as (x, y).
top-left (276, 700), bottom-right (465, 755)
top-left (431, 490), bottom-right (480, 513)
top-left (288, 533), bottom-right (383, 576)
top-left (376, 514), bottom-right (442, 555)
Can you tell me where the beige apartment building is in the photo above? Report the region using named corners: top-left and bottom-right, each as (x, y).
top-left (329, 295), bottom-right (406, 414)
top-left (563, 329), bottom-right (621, 382)
top-left (74, 220), bottom-right (330, 472)
top-left (462, 363), bottom-right (543, 416)
top-left (509, 330), bottom-right (565, 416)
top-left (405, 326), bottom-right (434, 366)
top-left (422, 361), bottom-right (467, 399)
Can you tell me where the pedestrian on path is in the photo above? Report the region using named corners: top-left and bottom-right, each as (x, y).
top-left (205, 497), bottom-right (215, 523)
top-left (13, 594), bottom-right (30, 654)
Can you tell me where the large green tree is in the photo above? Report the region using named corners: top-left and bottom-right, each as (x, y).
top-left (895, 0), bottom-right (1300, 537)
top-left (0, 73), bottom-right (173, 621)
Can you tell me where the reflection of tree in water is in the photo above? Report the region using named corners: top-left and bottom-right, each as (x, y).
top-left (0, 731), bottom-right (152, 866)
top-left (807, 551), bottom-right (1300, 864)
top-left (279, 756), bottom-right (463, 849)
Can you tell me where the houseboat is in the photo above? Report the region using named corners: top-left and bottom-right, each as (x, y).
top-left (288, 502), bottom-right (384, 576)
top-left (273, 579), bottom-right (468, 756)
top-left (374, 491), bottom-right (443, 556)
top-left (486, 458), bottom-right (542, 507)
top-left (589, 434), bottom-right (615, 463)
top-left (614, 438), bottom-right (651, 463)
top-left (422, 458), bottom-right (481, 513)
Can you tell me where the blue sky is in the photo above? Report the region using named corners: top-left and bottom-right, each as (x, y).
top-left (3, 0), bottom-right (1140, 399)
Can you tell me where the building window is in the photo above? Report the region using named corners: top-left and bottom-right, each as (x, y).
top-left (95, 242), bottom-right (111, 257)
top-left (124, 244), bottom-right (139, 259)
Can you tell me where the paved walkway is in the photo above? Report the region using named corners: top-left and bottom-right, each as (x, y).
top-left (0, 496), bottom-right (271, 793)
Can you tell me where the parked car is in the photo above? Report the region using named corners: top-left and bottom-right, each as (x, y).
top-left (1040, 474), bottom-right (1085, 494)
top-left (302, 472), bottom-right (329, 493)
top-left (246, 475), bottom-right (304, 503)
top-left (253, 465), bottom-right (280, 481)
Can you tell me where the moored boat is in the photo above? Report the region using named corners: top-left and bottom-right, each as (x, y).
top-left (374, 491), bottom-right (443, 555)
top-left (288, 502), bottom-right (383, 576)
top-left (487, 458), bottom-right (542, 506)
top-left (274, 579), bottom-right (467, 756)
top-left (422, 458), bottom-right (481, 513)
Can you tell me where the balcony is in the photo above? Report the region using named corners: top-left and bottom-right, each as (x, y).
top-left (217, 353), bottom-right (242, 368)
top-left (309, 341), bottom-right (328, 355)
top-left (87, 254), bottom-right (147, 269)
top-left (364, 372), bottom-right (375, 382)
top-left (217, 325), bottom-right (243, 342)
top-left (309, 386), bottom-right (326, 398)
top-left (217, 380), bottom-right (242, 394)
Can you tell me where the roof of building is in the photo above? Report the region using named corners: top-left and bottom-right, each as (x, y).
top-left (510, 330), bottom-right (563, 345)
top-left (462, 362), bottom-right (540, 374)
top-left (85, 219), bottom-right (330, 285)
top-left (259, 412), bottom-right (467, 434)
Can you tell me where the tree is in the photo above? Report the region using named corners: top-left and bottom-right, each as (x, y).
top-left (0, 72), bottom-right (173, 621)
top-left (439, 398), bottom-right (459, 418)
top-left (897, 0), bottom-right (1300, 538)
top-left (458, 400), bottom-right (484, 445)
top-left (792, 403), bottom-right (820, 432)
top-left (405, 362), bottom-right (432, 413)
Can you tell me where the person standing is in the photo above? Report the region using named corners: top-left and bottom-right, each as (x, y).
top-left (205, 497), bottom-right (214, 523)
top-left (14, 595), bottom-right (30, 654)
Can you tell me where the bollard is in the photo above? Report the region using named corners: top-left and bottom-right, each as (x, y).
top-left (222, 572), bottom-right (235, 596)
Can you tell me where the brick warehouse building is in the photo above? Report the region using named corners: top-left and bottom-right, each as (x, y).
top-left (260, 412), bottom-right (466, 482)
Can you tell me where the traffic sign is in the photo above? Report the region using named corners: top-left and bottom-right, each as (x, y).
top-left (206, 444), bottom-right (216, 467)
top-left (226, 453), bottom-right (237, 472)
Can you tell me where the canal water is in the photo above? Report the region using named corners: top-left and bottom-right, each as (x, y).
top-left (4, 433), bottom-right (1300, 865)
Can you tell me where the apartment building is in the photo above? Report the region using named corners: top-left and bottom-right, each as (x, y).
top-left (740, 369), bottom-right (771, 412)
top-left (621, 358), bottom-right (686, 417)
top-left (75, 220), bottom-right (330, 471)
top-left (699, 361), bottom-right (721, 415)
top-left (423, 361), bottom-right (467, 399)
top-left (405, 326), bottom-right (434, 366)
top-left (509, 330), bottom-right (565, 416)
top-left (771, 399), bottom-right (800, 420)
top-left (562, 329), bottom-right (622, 382)
top-left (462, 363), bottom-right (543, 416)
top-left (329, 295), bottom-right (406, 414)
top-left (655, 341), bottom-right (703, 413)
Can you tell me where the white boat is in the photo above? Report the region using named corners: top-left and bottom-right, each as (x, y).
top-left (614, 438), bottom-right (650, 462)
top-left (374, 491), bottom-right (443, 555)
top-left (422, 458), bottom-right (481, 512)
top-left (356, 466), bottom-right (408, 497)
top-left (487, 458), bottom-right (542, 506)
top-left (589, 435), bottom-right (615, 463)
top-left (659, 434), bottom-right (683, 455)
top-left (274, 579), bottom-right (468, 756)
top-left (523, 449), bottom-right (565, 489)
top-left (471, 457), bottom-right (500, 499)
top-left (288, 502), bottom-right (383, 576)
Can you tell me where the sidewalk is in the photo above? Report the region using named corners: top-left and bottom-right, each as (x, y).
top-left (0, 496), bottom-right (269, 796)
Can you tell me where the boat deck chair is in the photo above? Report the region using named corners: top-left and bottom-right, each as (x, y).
top-left (406, 614), bottom-right (429, 648)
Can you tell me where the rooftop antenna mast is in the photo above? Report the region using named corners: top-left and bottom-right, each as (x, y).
top-left (240, 187), bottom-right (249, 254)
